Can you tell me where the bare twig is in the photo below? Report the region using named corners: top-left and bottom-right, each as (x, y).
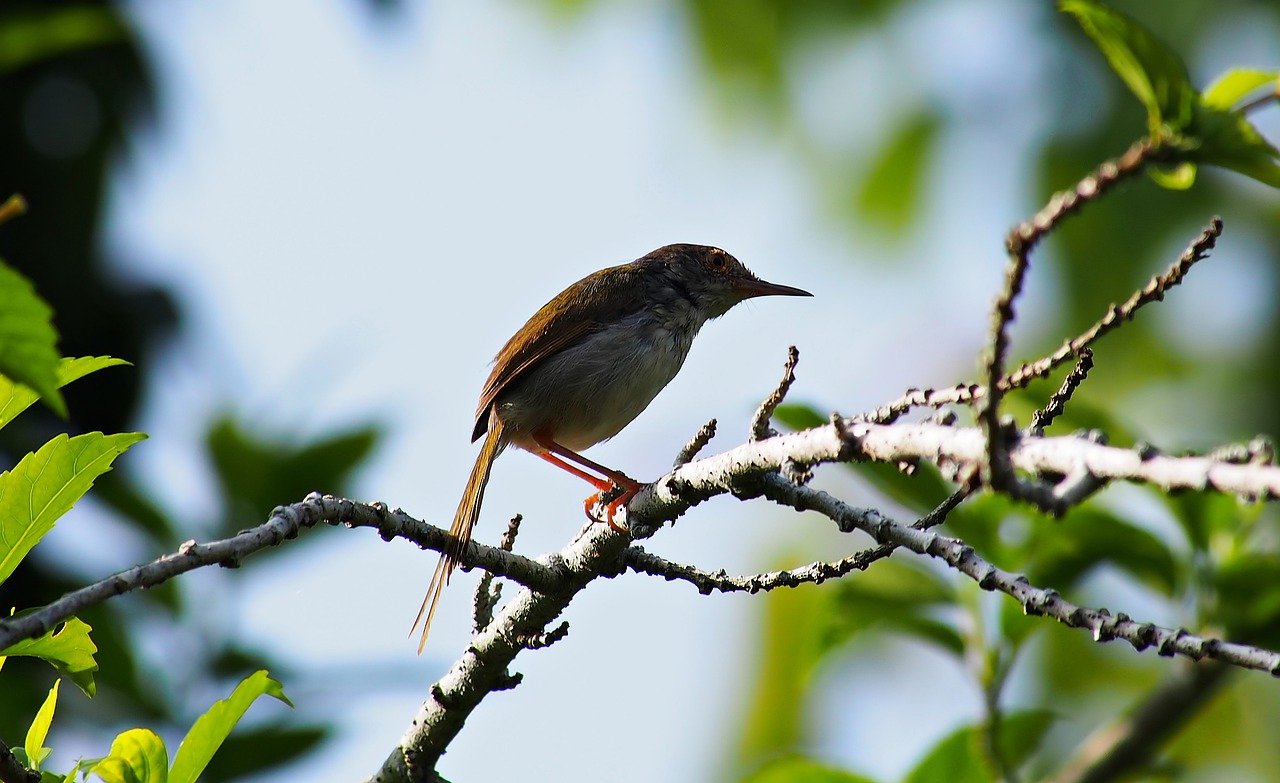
top-left (757, 474), bottom-right (1280, 675)
top-left (1028, 348), bottom-right (1094, 436)
top-left (473, 515), bottom-right (525, 633)
top-left (1236, 82), bottom-right (1280, 116)
top-left (623, 488), bottom-right (966, 594)
top-left (0, 496), bottom-right (561, 651)
top-left (980, 140), bottom-right (1169, 498)
top-left (673, 419), bottom-right (718, 467)
top-left (750, 346), bottom-right (799, 440)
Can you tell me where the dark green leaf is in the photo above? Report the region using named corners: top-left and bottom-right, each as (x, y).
top-left (904, 710), bottom-right (1055, 783)
top-left (1027, 506), bottom-right (1180, 595)
top-left (168, 670), bottom-right (293, 783)
top-left (1059, 0), bottom-right (1194, 135)
top-left (1213, 554), bottom-right (1280, 647)
top-left (0, 617), bottom-right (98, 696)
top-left (0, 259), bottom-right (65, 417)
top-left (774, 403), bottom-right (826, 431)
top-left (849, 461), bottom-right (953, 516)
top-left (0, 431), bottom-right (146, 584)
top-left (743, 755), bottom-right (879, 783)
top-left (1188, 102), bottom-right (1280, 189)
top-left (90, 728), bottom-right (168, 783)
top-left (198, 726), bottom-right (329, 783)
top-left (207, 416), bottom-right (380, 534)
top-left (824, 559), bottom-right (963, 656)
top-left (0, 355), bottom-right (129, 431)
top-left (854, 109), bottom-right (941, 235)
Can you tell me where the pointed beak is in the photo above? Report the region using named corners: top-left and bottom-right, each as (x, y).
top-left (735, 277), bottom-right (813, 299)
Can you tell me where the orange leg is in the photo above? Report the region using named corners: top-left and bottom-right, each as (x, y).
top-left (531, 434), bottom-right (640, 532)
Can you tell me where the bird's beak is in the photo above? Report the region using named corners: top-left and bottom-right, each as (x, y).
top-left (735, 277), bottom-right (813, 299)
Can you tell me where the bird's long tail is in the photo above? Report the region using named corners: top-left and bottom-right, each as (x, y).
top-left (412, 416), bottom-right (505, 653)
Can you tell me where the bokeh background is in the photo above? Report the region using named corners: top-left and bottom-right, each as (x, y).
top-left (3, 0), bottom-right (1280, 781)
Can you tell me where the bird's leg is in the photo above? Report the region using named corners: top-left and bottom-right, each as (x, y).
top-left (531, 435), bottom-right (640, 532)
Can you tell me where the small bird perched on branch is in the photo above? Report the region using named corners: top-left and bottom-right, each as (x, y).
top-left (412, 243), bottom-right (811, 651)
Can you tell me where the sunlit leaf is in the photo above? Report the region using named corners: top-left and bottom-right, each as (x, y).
top-left (1148, 161), bottom-right (1196, 190)
top-left (742, 755), bottom-right (879, 783)
top-left (1059, 0), bottom-right (1194, 135)
top-left (1202, 69), bottom-right (1278, 111)
top-left (0, 259), bottom-right (65, 417)
top-left (0, 431), bottom-right (146, 584)
top-left (90, 728), bottom-right (168, 783)
top-left (0, 355), bottom-right (129, 431)
top-left (904, 710), bottom-right (1055, 783)
top-left (168, 670), bottom-right (293, 783)
top-left (854, 109), bottom-right (941, 235)
top-left (774, 403), bottom-right (825, 431)
top-left (24, 679), bottom-right (60, 770)
top-left (0, 617), bottom-right (98, 696)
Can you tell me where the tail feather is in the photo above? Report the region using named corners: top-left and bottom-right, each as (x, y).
top-left (412, 416), bottom-right (505, 653)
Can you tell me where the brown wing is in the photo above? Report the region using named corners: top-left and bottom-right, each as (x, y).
top-left (471, 261), bottom-right (648, 441)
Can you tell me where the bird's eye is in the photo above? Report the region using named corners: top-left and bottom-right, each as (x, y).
top-left (709, 253), bottom-right (727, 270)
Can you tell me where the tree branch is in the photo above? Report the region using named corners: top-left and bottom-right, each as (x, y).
top-left (0, 739), bottom-right (37, 783)
top-left (0, 495), bottom-right (561, 651)
top-left (756, 474), bottom-right (1280, 675)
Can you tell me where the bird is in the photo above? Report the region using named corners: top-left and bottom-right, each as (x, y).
top-left (412, 243), bottom-right (811, 651)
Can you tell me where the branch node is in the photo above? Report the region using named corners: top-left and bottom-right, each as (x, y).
top-left (750, 346), bottom-right (800, 441)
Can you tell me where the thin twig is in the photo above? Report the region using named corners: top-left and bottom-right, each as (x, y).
top-left (623, 489), bottom-right (966, 594)
top-left (673, 419), bottom-right (718, 467)
top-left (750, 346), bottom-right (799, 441)
top-left (0, 496), bottom-right (561, 651)
top-left (980, 139), bottom-right (1166, 495)
top-left (1028, 348), bottom-right (1094, 436)
top-left (1236, 82), bottom-right (1280, 116)
top-left (473, 515), bottom-right (525, 633)
top-left (758, 475), bottom-right (1280, 675)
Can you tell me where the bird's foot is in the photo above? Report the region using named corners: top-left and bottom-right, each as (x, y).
top-left (583, 476), bottom-right (641, 533)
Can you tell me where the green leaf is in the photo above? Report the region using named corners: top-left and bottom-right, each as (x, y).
top-left (90, 729), bottom-right (168, 783)
top-left (207, 416), bottom-right (380, 535)
top-left (1202, 69), bottom-right (1278, 111)
top-left (774, 403), bottom-right (826, 431)
top-left (854, 109), bottom-right (941, 235)
top-left (1, 617), bottom-right (99, 696)
top-left (824, 559), bottom-right (963, 656)
top-left (850, 461), bottom-right (954, 516)
top-left (1189, 102), bottom-right (1280, 189)
top-left (904, 710), bottom-right (1055, 783)
top-left (168, 670), bottom-right (293, 783)
top-left (0, 259), bottom-right (65, 417)
top-left (1027, 506), bottom-right (1180, 595)
top-left (1148, 161), bottom-right (1196, 190)
top-left (0, 431), bottom-right (146, 584)
top-left (736, 574), bottom-right (828, 767)
top-left (0, 356), bottom-right (129, 432)
top-left (0, 6), bottom-right (128, 74)
top-left (742, 755), bottom-right (879, 783)
top-left (1059, 0), bottom-right (1194, 135)
top-left (25, 679), bottom-right (60, 770)
top-left (1213, 554), bottom-right (1280, 647)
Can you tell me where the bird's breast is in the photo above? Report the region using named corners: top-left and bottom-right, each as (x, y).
top-left (496, 307), bottom-right (702, 452)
